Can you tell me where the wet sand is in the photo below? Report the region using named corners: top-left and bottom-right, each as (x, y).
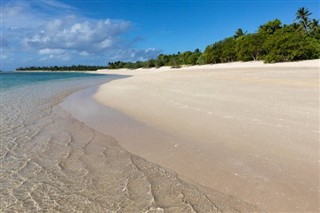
top-left (61, 86), bottom-right (263, 213)
top-left (65, 60), bottom-right (320, 212)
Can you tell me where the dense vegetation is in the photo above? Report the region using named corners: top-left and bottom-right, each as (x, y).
top-left (16, 65), bottom-right (107, 71)
top-left (108, 7), bottom-right (320, 69)
top-left (108, 49), bottom-right (202, 69)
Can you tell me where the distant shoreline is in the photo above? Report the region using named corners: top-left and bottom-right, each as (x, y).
top-left (14, 59), bottom-right (319, 73)
top-left (15, 70), bottom-right (97, 72)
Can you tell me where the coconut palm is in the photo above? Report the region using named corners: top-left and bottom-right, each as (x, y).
top-left (310, 19), bottom-right (319, 29)
top-left (296, 7), bottom-right (312, 32)
top-left (309, 19), bottom-right (320, 36)
top-left (234, 28), bottom-right (246, 39)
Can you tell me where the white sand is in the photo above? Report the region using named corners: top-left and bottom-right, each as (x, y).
top-left (94, 59), bottom-right (319, 74)
top-left (92, 60), bottom-right (319, 212)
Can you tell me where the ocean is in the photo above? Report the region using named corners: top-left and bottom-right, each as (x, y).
top-left (0, 72), bottom-right (115, 211)
top-left (0, 72), bottom-right (108, 90)
top-left (0, 72), bottom-right (237, 212)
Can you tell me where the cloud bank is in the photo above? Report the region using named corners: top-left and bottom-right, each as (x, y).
top-left (1, 0), bottom-right (160, 70)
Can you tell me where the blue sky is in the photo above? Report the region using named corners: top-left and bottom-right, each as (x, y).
top-left (1, 0), bottom-right (319, 70)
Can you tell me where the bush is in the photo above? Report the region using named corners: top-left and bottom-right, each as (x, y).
top-left (236, 33), bottom-right (267, 61)
top-left (264, 29), bottom-right (320, 63)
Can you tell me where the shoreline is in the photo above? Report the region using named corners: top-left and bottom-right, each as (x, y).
top-left (12, 59), bottom-right (319, 73)
top-left (60, 83), bottom-right (262, 212)
top-left (2, 74), bottom-right (261, 212)
top-left (91, 59), bottom-right (319, 74)
top-left (14, 70), bottom-right (99, 72)
top-left (66, 59), bottom-right (320, 212)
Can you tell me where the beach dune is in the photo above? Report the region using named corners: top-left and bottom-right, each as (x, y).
top-left (65, 60), bottom-right (319, 212)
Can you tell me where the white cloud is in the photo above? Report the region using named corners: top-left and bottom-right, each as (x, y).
top-left (2, 1), bottom-right (48, 30)
top-left (100, 38), bottom-right (113, 48)
top-left (135, 48), bottom-right (161, 61)
top-left (2, 0), bottom-right (161, 69)
top-left (39, 51), bottom-right (72, 61)
top-left (23, 16), bottom-right (131, 54)
top-left (79, 51), bottom-right (90, 56)
top-left (37, 0), bottom-right (76, 10)
top-left (109, 48), bottom-right (161, 62)
top-left (38, 48), bottom-right (66, 55)
top-left (1, 55), bottom-right (8, 60)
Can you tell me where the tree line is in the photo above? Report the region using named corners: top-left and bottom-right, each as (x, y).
top-left (17, 7), bottom-right (319, 71)
top-left (108, 7), bottom-right (320, 69)
top-left (16, 65), bottom-right (107, 71)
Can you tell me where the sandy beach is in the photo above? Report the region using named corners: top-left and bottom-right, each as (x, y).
top-left (62, 60), bottom-right (319, 212)
top-left (3, 0), bottom-right (320, 211)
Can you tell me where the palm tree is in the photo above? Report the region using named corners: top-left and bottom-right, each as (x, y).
top-left (310, 19), bottom-right (319, 29)
top-left (295, 7), bottom-right (312, 32)
top-left (309, 19), bottom-right (320, 35)
top-left (234, 28), bottom-right (246, 39)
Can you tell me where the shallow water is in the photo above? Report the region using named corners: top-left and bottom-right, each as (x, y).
top-left (0, 72), bottom-right (107, 90)
top-left (0, 72), bottom-right (260, 212)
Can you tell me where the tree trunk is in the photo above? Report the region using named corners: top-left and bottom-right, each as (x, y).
top-left (251, 53), bottom-right (256, 61)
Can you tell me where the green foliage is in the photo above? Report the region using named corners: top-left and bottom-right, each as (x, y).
top-left (295, 7), bottom-right (312, 33)
top-left (264, 30), bottom-right (320, 63)
top-left (309, 19), bottom-right (320, 39)
top-left (16, 65), bottom-right (107, 71)
top-left (143, 59), bottom-right (156, 68)
top-left (177, 50), bottom-right (201, 65)
top-left (155, 54), bottom-right (169, 68)
top-left (196, 54), bottom-right (206, 65)
top-left (220, 38), bottom-right (237, 62)
top-left (203, 43), bottom-right (222, 64)
top-left (236, 33), bottom-right (267, 61)
top-left (107, 49), bottom-right (203, 69)
top-left (178, 51), bottom-right (192, 65)
top-left (234, 28), bottom-right (246, 39)
top-left (168, 54), bottom-right (180, 68)
top-left (203, 37), bottom-right (237, 64)
top-left (258, 19), bottom-right (282, 35)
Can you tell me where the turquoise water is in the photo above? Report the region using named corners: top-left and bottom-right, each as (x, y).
top-left (0, 72), bottom-right (107, 90)
top-left (0, 72), bottom-right (118, 211)
top-left (0, 70), bottom-right (254, 212)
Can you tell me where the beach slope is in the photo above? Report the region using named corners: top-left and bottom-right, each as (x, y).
top-left (91, 60), bottom-right (319, 212)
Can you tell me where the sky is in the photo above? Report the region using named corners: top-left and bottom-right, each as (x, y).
top-left (1, 0), bottom-right (319, 70)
